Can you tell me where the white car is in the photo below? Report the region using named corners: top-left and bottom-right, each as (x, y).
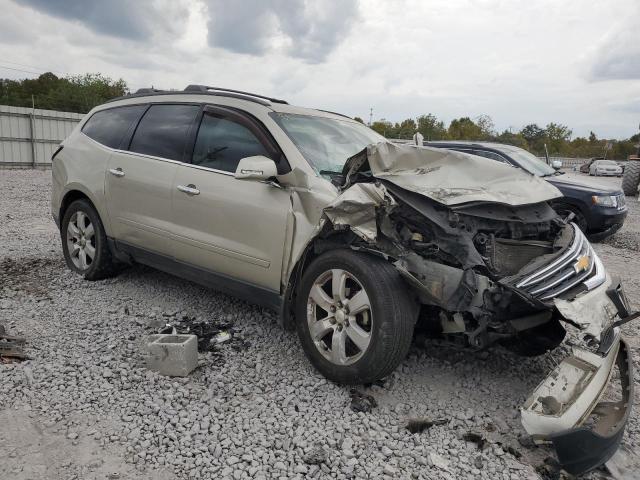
top-left (589, 159), bottom-right (623, 176)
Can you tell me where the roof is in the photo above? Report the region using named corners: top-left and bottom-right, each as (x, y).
top-left (103, 84), bottom-right (355, 122)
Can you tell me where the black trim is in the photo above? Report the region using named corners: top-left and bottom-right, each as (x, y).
top-left (112, 239), bottom-right (282, 311)
top-left (105, 90), bottom-right (281, 107)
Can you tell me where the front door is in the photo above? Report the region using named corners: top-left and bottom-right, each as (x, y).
top-left (171, 107), bottom-right (291, 291)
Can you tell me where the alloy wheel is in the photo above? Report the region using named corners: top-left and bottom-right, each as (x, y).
top-left (306, 269), bottom-right (373, 366)
top-left (66, 211), bottom-right (96, 271)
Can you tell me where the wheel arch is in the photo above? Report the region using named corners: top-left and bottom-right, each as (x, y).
top-left (550, 198), bottom-right (589, 225)
top-left (279, 232), bottom-right (389, 330)
top-left (59, 185), bottom-right (113, 236)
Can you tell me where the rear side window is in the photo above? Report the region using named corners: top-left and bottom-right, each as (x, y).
top-left (192, 114), bottom-right (270, 172)
top-left (129, 104), bottom-right (200, 162)
top-left (82, 105), bottom-right (146, 149)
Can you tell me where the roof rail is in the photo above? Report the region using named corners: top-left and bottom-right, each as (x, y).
top-left (184, 85), bottom-right (288, 105)
top-left (134, 88), bottom-right (165, 94)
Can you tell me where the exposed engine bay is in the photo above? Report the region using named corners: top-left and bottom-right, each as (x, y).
top-left (311, 142), bottom-right (636, 475)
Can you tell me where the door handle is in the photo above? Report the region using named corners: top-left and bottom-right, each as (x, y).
top-left (177, 184), bottom-right (200, 195)
top-left (109, 168), bottom-right (125, 177)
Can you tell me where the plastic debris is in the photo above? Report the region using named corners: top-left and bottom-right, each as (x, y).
top-left (349, 389), bottom-right (377, 413)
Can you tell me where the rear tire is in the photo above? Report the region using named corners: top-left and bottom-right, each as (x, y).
top-left (61, 199), bottom-right (118, 280)
top-left (622, 160), bottom-right (640, 196)
top-left (295, 250), bottom-right (418, 385)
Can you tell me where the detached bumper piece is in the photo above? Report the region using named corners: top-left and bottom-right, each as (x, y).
top-left (521, 336), bottom-right (633, 476)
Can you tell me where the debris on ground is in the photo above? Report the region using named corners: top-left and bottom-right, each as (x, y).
top-left (349, 389), bottom-right (377, 413)
top-left (462, 431), bottom-right (488, 450)
top-left (168, 315), bottom-right (250, 353)
top-left (144, 333), bottom-right (198, 377)
top-left (302, 446), bottom-right (327, 465)
top-left (0, 324), bottom-right (28, 362)
top-left (214, 331), bottom-right (231, 344)
top-left (406, 417), bottom-right (448, 433)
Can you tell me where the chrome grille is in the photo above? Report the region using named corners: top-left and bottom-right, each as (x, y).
top-left (516, 224), bottom-right (605, 301)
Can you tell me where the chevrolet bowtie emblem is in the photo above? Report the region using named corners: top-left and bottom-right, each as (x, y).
top-left (573, 255), bottom-right (590, 273)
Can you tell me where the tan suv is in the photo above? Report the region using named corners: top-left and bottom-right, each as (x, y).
top-left (52, 85), bottom-right (634, 474)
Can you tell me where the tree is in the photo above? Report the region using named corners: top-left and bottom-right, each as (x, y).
top-left (416, 114), bottom-right (448, 140)
top-left (448, 117), bottom-right (483, 140)
top-left (520, 124), bottom-right (546, 148)
top-left (476, 114), bottom-right (495, 139)
top-left (496, 130), bottom-right (528, 149)
top-left (544, 122), bottom-right (572, 154)
top-left (396, 118), bottom-right (417, 139)
top-left (0, 72), bottom-right (128, 113)
top-left (370, 119), bottom-right (394, 137)
top-left (353, 116), bottom-right (364, 124)
top-left (589, 131), bottom-right (597, 143)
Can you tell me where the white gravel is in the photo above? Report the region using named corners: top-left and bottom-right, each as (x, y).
top-left (1, 169), bottom-right (639, 479)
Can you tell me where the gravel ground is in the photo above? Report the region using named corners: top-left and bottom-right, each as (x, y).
top-left (1, 169), bottom-right (639, 480)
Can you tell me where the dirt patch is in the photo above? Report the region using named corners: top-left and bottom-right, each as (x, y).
top-left (603, 231), bottom-right (640, 251)
top-left (0, 257), bottom-right (61, 298)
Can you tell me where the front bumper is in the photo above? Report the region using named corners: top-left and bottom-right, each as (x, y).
top-left (521, 279), bottom-right (636, 475)
top-left (587, 206), bottom-right (627, 241)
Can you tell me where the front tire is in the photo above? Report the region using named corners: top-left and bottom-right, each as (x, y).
top-left (61, 199), bottom-right (117, 280)
top-left (295, 250), bottom-right (418, 385)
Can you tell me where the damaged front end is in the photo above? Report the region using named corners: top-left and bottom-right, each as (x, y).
top-left (319, 142), bottom-right (636, 475)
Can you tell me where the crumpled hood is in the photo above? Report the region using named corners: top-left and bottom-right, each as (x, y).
top-left (344, 142), bottom-right (563, 206)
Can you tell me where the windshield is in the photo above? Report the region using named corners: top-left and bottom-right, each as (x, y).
top-left (596, 160), bottom-right (617, 166)
top-left (271, 112), bottom-right (385, 173)
top-left (493, 144), bottom-right (556, 176)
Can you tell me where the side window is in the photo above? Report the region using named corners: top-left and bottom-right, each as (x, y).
top-left (192, 113), bottom-right (270, 173)
top-left (81, 105), bottom-right (146, 149)
top-left (129, 104), bottom-right (200, 161)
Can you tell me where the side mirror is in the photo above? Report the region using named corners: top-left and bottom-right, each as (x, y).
top-left (234, 155), bottom-right (278, 181)
top-left (551, 160), bottom-right (562, 170)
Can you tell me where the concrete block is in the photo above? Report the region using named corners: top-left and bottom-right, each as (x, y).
top-left (145, 334), bottom-right (198, 377)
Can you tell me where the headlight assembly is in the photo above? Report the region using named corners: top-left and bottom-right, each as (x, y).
top-left (592, 195), bottom-right (617, 208)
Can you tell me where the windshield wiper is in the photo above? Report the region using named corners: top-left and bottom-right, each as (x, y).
top-left (319, 169), bottom-right (342, 175)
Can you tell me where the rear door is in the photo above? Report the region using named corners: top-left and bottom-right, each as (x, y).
top-left (170, 106), bottom-right (291, 291)
top-left (105, 103), bottom-right (200, 256)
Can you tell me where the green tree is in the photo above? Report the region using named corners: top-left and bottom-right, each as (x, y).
top-left (544, 122), bottom-right (572, 154)
top-left (520, 124), bottom-right (546, 151)
top-left (0, 72), bottom-right (128, 113)
top-left (396, 118), bottom-right (417, 139)
top-left (496, 130), bottom-right (528, 149)
top-left (417, 113), bottom-right (448, 140)
top-left (588, 131), bottom-right (597, 143)
top-left (448, 117), bottom-right (483, 140)
top-left (370, 119), bottom-right (394, 137)
top-left (353, 116), bottom-right (364, 124)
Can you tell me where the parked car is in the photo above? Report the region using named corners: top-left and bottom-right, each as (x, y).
top-left (589, 159), bottom-right (623, 176)
top-left (51, 86), bottom-right (635, 475)
top-left (425, 141), bottom-right (627, 241)
top-left (580, 156), bottom-right (604, 174)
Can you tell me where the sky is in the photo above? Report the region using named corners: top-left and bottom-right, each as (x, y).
top-left (1, 0), bottom-right (639, 139)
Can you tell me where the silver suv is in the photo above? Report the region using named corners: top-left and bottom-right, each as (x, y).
top-left (52, 85), bottom-right (634, 474)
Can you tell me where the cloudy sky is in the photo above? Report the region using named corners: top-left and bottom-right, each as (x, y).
top-left (1, 0), bottom-right (639, 138)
